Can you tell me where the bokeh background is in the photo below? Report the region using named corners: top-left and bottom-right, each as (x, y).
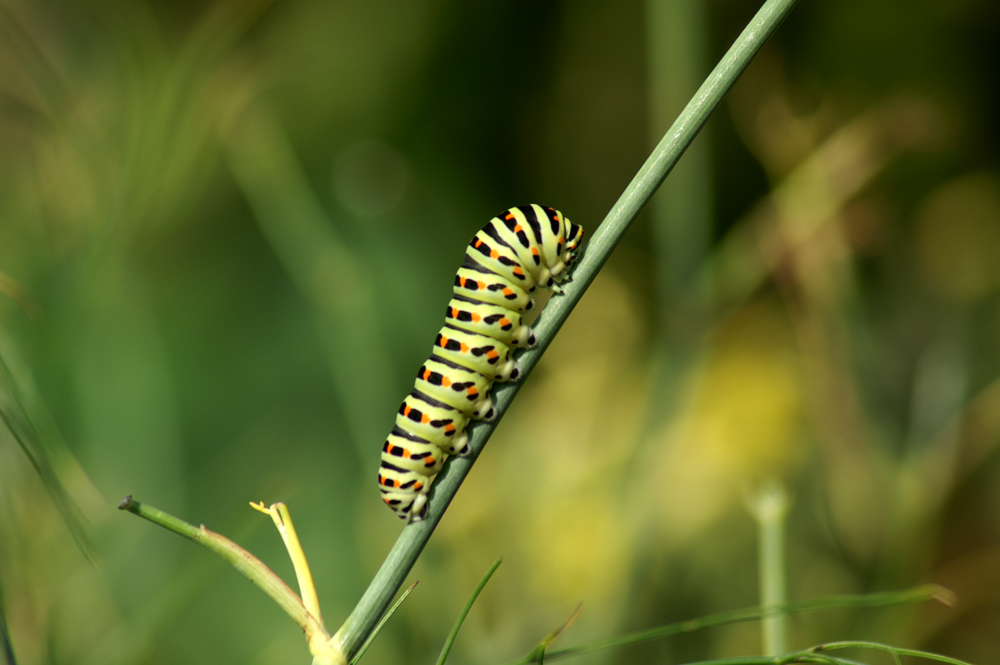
top-left (1, 0), bottom-right (999, 663)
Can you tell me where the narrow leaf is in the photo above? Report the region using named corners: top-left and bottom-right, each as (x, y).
top-left (436, 558), bottom-right (503, 665)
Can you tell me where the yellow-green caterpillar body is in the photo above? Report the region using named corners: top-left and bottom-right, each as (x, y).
top-left (378, 204), bottom-right (584, 521)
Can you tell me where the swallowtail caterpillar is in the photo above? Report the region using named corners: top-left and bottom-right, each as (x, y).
top-left (378, 204), bottom-right (584, 521)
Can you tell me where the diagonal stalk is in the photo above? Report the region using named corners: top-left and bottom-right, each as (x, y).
top-left (333, 0), bottom-right (801, 658)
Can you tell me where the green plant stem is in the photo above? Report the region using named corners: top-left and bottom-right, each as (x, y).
top-left (656, 642), bottom-right (976, 665)
top-left (637, 658), bottom-right (846, 665)
top-left (436, 558), bottom-right (503, 665)
top-left (647, 0), bottom-right (713, 296)
top-left (749, 481), bottom-right (791, 655)
top-left (117, 496), bottom-right (321, 637)
top-left (502, 585), bottom-right (949, 665)
top-left (334, 0), bottom-right (800, 657)
top-left (805, 641), bottom-right (973, 665)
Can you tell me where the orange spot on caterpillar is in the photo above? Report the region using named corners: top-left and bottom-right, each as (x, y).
top-left (383, 497), bottom-right (393, 505)
top-left (403, 447), bottom-right (412, 458)
top-left (421, 414), bottom-right (430, 424)
top-left (490, 250), bottom-right (499, 259)
top-left (414, 482), bottom-right (423, 490)
top-left (486, 350), bottom-right (498, 359)
top-left (422, 370), bottom-right (431, 380)
top-left (475, 239), bottom-right (483, 248)
top-left (441, 376), bottom-right (452, 387)
top-left (531, 247), bottom-right (539, 256)
top-left (439, 336), bottom-right (449, 347)
top-left (445, 423), bottom-right (456, 433)
top-left (513, 266), bottom-right (523, 275)
top-left (477, 280), bottom-right (485, 290)
top-left (471, 312), bottom-right (481, 322)
top-left (467, 387), bottom-right (478, 396)
top-left (505, 213), bottom-right (514, 220)
top-left (502, 288), bottom-right (513, 296)
top-left (403, 406), bottom-right (413, 417)
top-left (499, 317), bottom-right (510, 326)
top-left (460, 342), bottom-right (470, 353)
top-left (514, 224), bottom-right (523, 233)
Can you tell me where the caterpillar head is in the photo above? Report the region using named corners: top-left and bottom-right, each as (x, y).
top-left (558, 219), bottom-right (584, 266)
top-left (564, 219), bottom-right (584, 252)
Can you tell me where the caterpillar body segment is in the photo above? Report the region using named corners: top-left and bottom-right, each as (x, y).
top-left (378, 461), bottom-right (432, 519)
top-left (467, 230), bottom-right (539, 292)
top-left (378, 431), bottom-right (439, 518)
top-left (453, 266), bottom-right (534, 312)
top-left (444, 298), bottom-right (536, 349)
top-left (432, 326), bottom-right (518, 382)
top-left (415, 357), bottom-right (495, 420)
top-left (379, 205), bottom-right (583, 521)
top-left (382, 430), bottom-right (446, 475)
top-left (395, 392), bottom-right (470, 454)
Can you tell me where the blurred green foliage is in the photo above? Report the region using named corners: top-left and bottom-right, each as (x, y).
top-left (1, 1), bottom-right (998, 664)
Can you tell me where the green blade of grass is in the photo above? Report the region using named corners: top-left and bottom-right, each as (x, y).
top-left (508, 654), bottom-right (859, 665)
top-left (502, 585), bottom-right (949, 665)
top-left (333, 0), bottom-right (800, 658)
top-left (436, 558), bottom-right (503, 665)
top-left (350, 581), bottom-right (419, 665)
top-left (0, 579), bottom-right (16, 665)
top-left (525, 603), bottom-right (585, 665)
top-left (806, 642), bottom-right (974, 665)
top-left (0, 350), bottom-right (95, 563)
top-left (226, 106), bottom-right (396, 460)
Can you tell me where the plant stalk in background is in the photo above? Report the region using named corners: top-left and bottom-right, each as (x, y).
top-left (748, 481), bottom-right (791, 656)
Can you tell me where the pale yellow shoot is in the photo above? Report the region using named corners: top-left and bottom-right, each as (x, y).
top-left (251, 501), bottom-right (345, 665)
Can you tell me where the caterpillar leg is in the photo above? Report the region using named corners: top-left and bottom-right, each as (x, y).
top-left (447, 432), bottom-right (470, 455)
top-left (409, 493), bottom-right (429, 521)
top-left (379, 468), bottom-right (434, 521)
top-left (381, 486), bottom-right (430, 521)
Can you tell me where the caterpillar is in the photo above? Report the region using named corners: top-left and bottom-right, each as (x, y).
top-left (378, 204), bottom-right (584, 521)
